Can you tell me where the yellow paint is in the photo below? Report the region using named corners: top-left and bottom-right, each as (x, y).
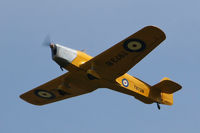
top-left (20, 26), bottom-right (181, 107)
top-left (116, 74), bottom-right (150, 97)
top-left (67, 50), bottom-right (177, 105)
top-left (161, 93), bottom-right (173, 105)
top-left (71, 51), bottom-right (93, 67)
top-left (115, 73), bottom-right (175, 105)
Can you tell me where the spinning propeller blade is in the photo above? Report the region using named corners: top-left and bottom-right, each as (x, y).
top-left (42, 35), bottom-right (63, 71)
top-left (42, 35), bottom-right (52, 47)
top-left (42, 35), bottom-right (56, 54)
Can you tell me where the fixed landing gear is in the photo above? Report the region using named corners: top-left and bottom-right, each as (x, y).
top-left (156, 102), bottom-right (161, 110)
top-left (60, 66), bottom-right (64, 71)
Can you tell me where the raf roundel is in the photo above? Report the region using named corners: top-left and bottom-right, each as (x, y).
top-left (34, 90), bottom-right (55, 99)
top-left (122, 79), bottom-right (129, 87)
top-left (123, 39), bottom-right (145, 52)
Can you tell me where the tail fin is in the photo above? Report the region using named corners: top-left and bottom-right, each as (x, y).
top-left (151, 77), bottom-right (182, 105)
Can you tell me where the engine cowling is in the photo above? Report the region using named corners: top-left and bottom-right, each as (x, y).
top-left (51, 44), bottom-right (77, 67)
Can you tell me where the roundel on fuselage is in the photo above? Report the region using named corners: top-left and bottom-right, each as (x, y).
top-left (122, 79), bottom-right (129, 87)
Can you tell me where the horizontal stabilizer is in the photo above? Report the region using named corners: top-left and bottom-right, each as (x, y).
top-left (151, 78), bottom-right (182, 94)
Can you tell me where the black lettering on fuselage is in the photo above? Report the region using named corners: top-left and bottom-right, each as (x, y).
top-left (134, 85), bottom-right (144, 93)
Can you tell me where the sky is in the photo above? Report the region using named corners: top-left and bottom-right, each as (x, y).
top-left (0, 0), bottom-right (200, 132)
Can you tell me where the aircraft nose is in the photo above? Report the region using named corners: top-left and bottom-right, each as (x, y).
top-left (50, 43), bottom-right (57, 55)
top-left (51, 44), bottom-right (77, 68)
top-left (50, 43), bottom-right (54, 49)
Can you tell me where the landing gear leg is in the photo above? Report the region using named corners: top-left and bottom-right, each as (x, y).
top-left (156, 102), bottom-right (161, 110)
top-left (60, 66), bottom-right (63, 71)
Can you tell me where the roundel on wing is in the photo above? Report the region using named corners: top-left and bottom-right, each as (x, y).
top-left (122, 79), bottom-right (129, 87)
top-left (123, 39), bottom-right (145, 52)
top-left (34, 89), bottom-right (55, 99)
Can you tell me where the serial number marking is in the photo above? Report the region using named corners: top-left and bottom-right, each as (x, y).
top-left (105, 51), bottom-right (129, 66)
top-left (134, 85), bottom-right (144, 93)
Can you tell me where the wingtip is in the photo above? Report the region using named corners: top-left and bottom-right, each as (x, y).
top-left (144, 25), bottom-right (166, 40)
top-left (19, 94), bottom-right (25, 100)
top-left (19, 94), bottom-right (44, 106)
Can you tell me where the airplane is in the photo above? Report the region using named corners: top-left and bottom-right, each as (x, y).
top-left (20, 26), bottom-right (182, 110)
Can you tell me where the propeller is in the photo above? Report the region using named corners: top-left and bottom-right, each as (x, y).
top-left (42, 35), bottom-right (52, 47)
top-left (42, 35), bottom-right (56, 52)
top-left (42, 35), bottom-right (63, 71)
top-left (42, 35), bottom-right (56, 50)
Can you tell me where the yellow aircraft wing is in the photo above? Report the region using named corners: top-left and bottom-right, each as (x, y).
top-left (80, 26), bottom-right (166, 80)
top-left (20, 73), bottom-right (90, 105)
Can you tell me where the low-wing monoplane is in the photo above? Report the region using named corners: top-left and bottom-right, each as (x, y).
top-left (20, 26), bottom-right (182, 109)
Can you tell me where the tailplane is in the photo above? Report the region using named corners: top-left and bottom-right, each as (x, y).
top-left (151, 77), bottom-right (182, 105)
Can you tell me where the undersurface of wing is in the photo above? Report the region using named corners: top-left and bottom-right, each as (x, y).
top-left (20, 73), bottom-right (90, 105)
top-left (80, 26), bottom-right (166, 80)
